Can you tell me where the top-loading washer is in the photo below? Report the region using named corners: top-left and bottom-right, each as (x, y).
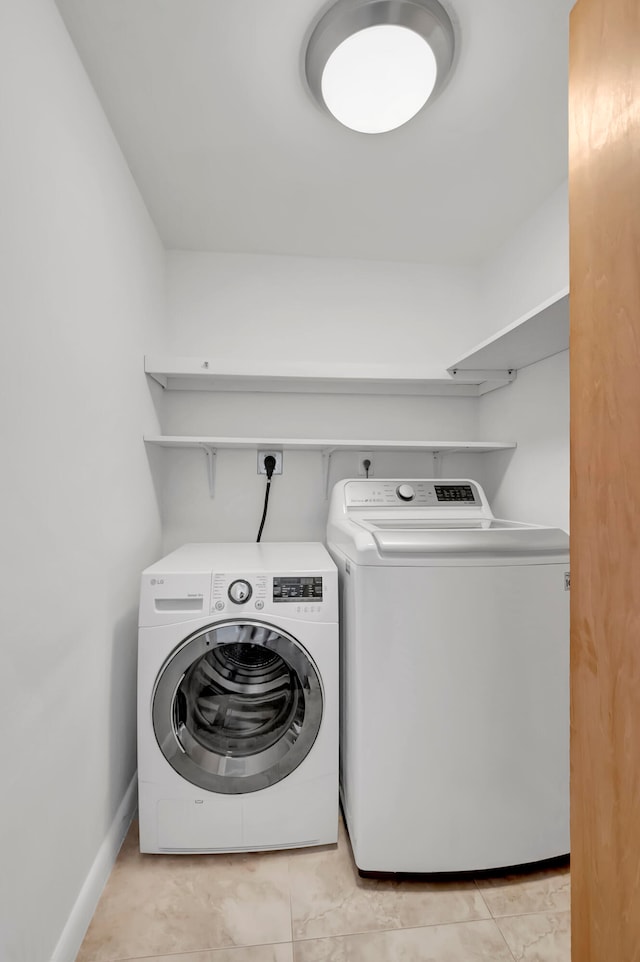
top-left (138, 542), bottom-right (338, 854)
top-left (326, 479), bottom-right (569, 873)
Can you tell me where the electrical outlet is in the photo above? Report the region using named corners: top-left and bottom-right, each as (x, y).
top-left (357, 451), bottom-right (374, 477)
top-left (257, 450), bottom-right (283, 475)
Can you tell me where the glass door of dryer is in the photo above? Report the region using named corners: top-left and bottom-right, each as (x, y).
top-left (152, 620), bottom-right (323, 794)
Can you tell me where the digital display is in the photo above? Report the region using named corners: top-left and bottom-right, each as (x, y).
top-left (273, 577), bottom-right (323, 602)
top-left (434, 484), bottom-right (476, 502)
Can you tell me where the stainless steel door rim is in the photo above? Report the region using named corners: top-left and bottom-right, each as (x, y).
top-left (152, 620), bottom-right (324, 794)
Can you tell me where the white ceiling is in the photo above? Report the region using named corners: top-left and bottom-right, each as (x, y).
top-left (55, 0), bottom-right (573, 265)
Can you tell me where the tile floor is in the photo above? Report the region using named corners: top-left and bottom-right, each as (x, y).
top-left (76, 819), bottom-right (570, 962)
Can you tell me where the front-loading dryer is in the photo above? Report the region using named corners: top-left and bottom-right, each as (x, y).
top-left (138, 542), bottom-right (338, 854)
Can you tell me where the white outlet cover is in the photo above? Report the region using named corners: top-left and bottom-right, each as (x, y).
top-left (257, 450), bottom-right (283, 474)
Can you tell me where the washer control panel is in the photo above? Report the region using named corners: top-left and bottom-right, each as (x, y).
top-left (273, 576), bottom-right (323, 603)
top-left (213, 573), bottom-right (268, 613)
top-left (211, 572), bottom-right (327, 616)
top-left (345, 480), bottom-right (481, 506)
top-left (434, 484), bottom-right (476, 503)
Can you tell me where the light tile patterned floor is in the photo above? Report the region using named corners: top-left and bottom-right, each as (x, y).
top-left (76, 820), bottom-right (570, 962)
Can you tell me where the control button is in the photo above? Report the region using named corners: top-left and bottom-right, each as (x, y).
top-left (396, 483), bottom-right (415, 502)
top-left (255, 599), bottom-right (264, 610)
top-left (228, 579), bottom-right (252, 604)
top-left (214, 600), bottom-right (225, 611)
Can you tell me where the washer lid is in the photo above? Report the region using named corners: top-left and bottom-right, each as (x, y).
top-left (327, 478), bottom-right (570, 563)
top-left (361, 521), bottom-right (570, 557)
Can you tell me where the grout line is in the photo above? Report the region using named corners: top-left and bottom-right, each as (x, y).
top-left (485, 907), bottom-right (571, 920)
top-left (287, 852), bottom-right (295, 946)
top-left (473, 878), bottom-right (494, 919)
top-left (291, 914), bottom-right (519, 943)
top-left (493, 917), bottom-right (519, 962)
top-left (112, 938), bottom-right (295, 961)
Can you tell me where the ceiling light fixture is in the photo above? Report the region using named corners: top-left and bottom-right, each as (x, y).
top-left (305, 0), bottom-right (455, 134)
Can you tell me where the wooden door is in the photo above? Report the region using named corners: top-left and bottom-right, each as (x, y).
top-left (569, 0), bottom-right (640, 959)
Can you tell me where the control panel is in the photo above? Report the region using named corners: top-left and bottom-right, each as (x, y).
top-left (434, 484), bottom-right (476, 502)
top-left (273, 576), bottom-right (323, 603)
top-left (210, 573), bottom-right (325, 615)
top-left (344, 480), bottom-right (481, 507)
top-left (212, 572), bottom-right (268, 613)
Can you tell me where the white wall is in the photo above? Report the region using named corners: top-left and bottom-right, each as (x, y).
top-left (473, 181), bottom-right (570, 530)
top-left (478, 351), bottom-right (569, 530)
top-left (160, 391), bottom-right (481, 549)
top-left (480, 179), bottom-right (569, 339)
top-left (159, 252), bottom-right (489, 549)
top-left (0, 2), bottom-right (165, 961)
top-left (161, 190), bottom-right (570, 548)
top-left (166, 251), bottom-right (486, 370)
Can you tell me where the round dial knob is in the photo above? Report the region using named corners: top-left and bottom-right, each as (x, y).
top-left (396, 483), bottom-right (415, 502)
top-left (228, 579), bottom-right (252, 604)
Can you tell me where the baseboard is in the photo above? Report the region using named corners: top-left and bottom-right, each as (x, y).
top-left (50, 773), bottom-right (138, 962)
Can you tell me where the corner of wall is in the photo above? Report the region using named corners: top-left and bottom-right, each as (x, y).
top-left (49, 776), bottom-right (138, 962)
top-left (480, 179), bottom-right (569, 338)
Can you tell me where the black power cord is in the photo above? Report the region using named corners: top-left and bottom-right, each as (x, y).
top-left (256, 455), bottom-right (277, 542)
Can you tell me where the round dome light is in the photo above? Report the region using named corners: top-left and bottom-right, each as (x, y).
top-left (321, 25), bottom-right (437, 134)
top-left (305, 0), bottom-right (456, 134)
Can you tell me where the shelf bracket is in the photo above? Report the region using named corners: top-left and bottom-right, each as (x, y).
top-left (145, 371), bottom-right (168, 389)
top-left (321, 448), bottom-right (338, 500)
top-left (201, 445), bottom-right (217, 498)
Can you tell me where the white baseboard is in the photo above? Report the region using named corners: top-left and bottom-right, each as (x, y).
top-left (50, 773), bottom-right (138, 962)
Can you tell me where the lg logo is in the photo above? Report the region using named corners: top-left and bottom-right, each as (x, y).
top-left (150, 578), bottom-right (165, 586)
